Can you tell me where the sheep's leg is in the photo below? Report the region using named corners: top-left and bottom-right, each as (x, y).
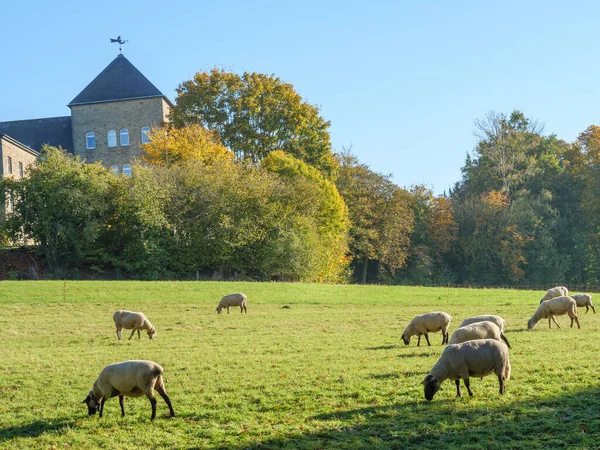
top-left (148, 396), bottom-right (157, 420)
top-left (424, 333), bottom-right (431, 346)
top-left (455, 379), bottom-right (461, 397)
top-left (137, 330), bottom-right (141, 339)
top-left (119, 395), bottom-right (125, 417)
top-left (128, 329), bottom-right (135, 340)
top-left (116, 327), bottom-right (122, 340)
top-left (551, 316), bottom-right (560, 328)
top-left (497, 374), bottom-right (506, 394)
top-left (99, 398), bottom-right (107, 418)
top-left (227, 306), bottom-right (230, 314)
top-left (417, 335), bottom-right (421, 347)
top-left (156, 385), bottom-right (175, 417)
top-left (573, 314), bottom-right (581, 329)
top-left (464, 378), bottom-right (474, 396)
top-left (591, 305), bottom-right (596, 314)
top-left (500, 333), bottom-right (511, 348)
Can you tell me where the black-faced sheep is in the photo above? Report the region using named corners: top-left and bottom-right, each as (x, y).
top-left (421, 339), bottom-right (511, 400)
top-left (571, 293), bottom-right (595, 314)
top-left (539, 286), bottom-right (569, 303)
top-left (216, 292), bottom-right (247, 314)
top-left (449, 320), bottom-right (511, 348)
top-left (113, 310), bottom-right (156, 340)
top-left (401, 312), bottom-right (452, 346)
top-left (528, 296), bottom-right (580, 329)
top-left (82, 360), bottom-right (174, 420)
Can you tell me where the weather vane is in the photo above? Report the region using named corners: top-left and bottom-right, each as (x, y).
top-left (110, 36), bottom-right (128, 53)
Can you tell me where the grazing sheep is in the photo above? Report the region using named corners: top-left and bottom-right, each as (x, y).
top-left (113, 310), bottom-right (156, 340)
top-left (449, 320), bottom-right (511, 348)
top-left (421, 339), bottom-right (511, 400)
top-left (459, 315), bottom-right (506, 334)
top-left (539, 286), bottom-right (569, 303)
top-left (571, 293), bottom-right (595, 314)
top-left (528, 296), bottom-right (580, 329)
top-left (82, 360), bottom-right (175, 420)
top-left (216, 292), bottom-right (247, 314)
top-left (401, 312), bottom-right (452, 346)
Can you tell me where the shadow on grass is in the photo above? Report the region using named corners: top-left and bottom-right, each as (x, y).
top-left (228, 386), bottom-right (600, 449)
top-left (365, 345), bottom-right (398, 350)
top-left (0, 419), bottom-right (73, 441)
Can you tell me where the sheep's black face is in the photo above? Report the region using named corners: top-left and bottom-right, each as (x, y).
top-left (401, 334), bottom-right (410, 345)
top-left (83, 393), bottom-right (100, 416)
top-left (421, 374), bottom-right (440, 401)
top-left (148, 328), bottom-right (156, 339)
top-left (527, 319), bottom-right (536, 329)
top-left (216, 308), bottom-right (222, 314)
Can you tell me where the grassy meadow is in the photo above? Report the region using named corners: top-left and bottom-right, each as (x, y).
top-left (0, 281), bottom-right (599, 449)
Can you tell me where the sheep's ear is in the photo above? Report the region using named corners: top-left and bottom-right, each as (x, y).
top-left (421, 374), bottom-right (434, 385)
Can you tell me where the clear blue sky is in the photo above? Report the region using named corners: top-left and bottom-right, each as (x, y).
top-left (2, 1), bottom-right (599, 194)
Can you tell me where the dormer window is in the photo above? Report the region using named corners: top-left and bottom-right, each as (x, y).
top-left (107, 130), bottom-right (117, 148)
top-left (141, 126), bottom-right (151, 144)
top-left (122, 164), bottom-right (132, 177)
top-left (110, 165), bottom-right (119, 174)
top-left (120, 128), bottom-right (129, 146)
top-left (86, 132), bottom-right (96, 149)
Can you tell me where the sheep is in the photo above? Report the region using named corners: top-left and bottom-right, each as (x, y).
top-left (539, 286), bottom-right (569, 303)
top-left (528, 296), bottom-right (580, 329)
top-left (216, 292), bottom-right (247, 314)
top-left (449, 320), bottom-right (511, 348)
top-left (401, 312), bottom-right (452, 346)
top-left (82, 360), bottom-right (175, 420)
top-left (571, 293), bottom-right (595, 314)
top-left (421, 339), bottom-right (511, 401)
top-left (459, 315), bottom-right (507, 334)
top-left (113, 310), bottom-right (156, 340)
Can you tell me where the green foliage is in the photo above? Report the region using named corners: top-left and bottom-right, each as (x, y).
top-left (1, 281), bottom-right (599, 449)
top-left (171, 68), bottom-right (337, 176)
top-left (335, 150), bottom-right (414, 283)
top-left (0, 146), bottom-right (115, 274)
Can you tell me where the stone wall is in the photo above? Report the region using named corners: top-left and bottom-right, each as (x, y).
top-left (1, 135), bottom-right (39, 221)
top-left (70, 97), bottom-right (170, 169)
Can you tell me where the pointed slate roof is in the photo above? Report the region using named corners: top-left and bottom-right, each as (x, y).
top-left (68, 54), bottom-right (170, 107)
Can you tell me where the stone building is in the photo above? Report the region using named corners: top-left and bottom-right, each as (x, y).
top-left (0, 53), bottom-right (172, 215)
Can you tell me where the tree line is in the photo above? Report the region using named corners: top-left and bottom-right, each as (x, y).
top-left (2, 69), bottom-right (600, 286)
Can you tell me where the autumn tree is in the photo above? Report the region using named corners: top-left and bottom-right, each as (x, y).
top-left (170, 69), bottom-right (337, 176)
top-left (141, 124), bottom-right (233, 166)
top-left (334, 151), bottom-right (414, 283)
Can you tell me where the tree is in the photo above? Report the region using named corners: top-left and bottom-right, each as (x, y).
top-left (170, 69), bottom-right (337, 176)
top-left (1, 146), bottom-right (115, 274)
top-left (334, 151), bottom-right (414, 283)
top-left (141, 124), bottom-right (233, 166)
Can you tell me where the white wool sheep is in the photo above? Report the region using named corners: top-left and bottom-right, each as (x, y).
top-left (421, 339), bottom-right (511, 400)
top-left (449, 320), bottom-right (511, 348)
top-left (571, 293), bottom-right (595, 314)
top-left (82, 360), bottom-right (175, 420)
top-left (539, 286), bottom-right (569, 303)
top-left (459, 315), bottom-right (507, 334)
top-left (113, 310), bottom-right (156, 340)
top-left (216, 292), bottom-right (248, 314)
top-left (401, 312), bottom-right (452, 346)
top-left (528, 296), bottom-right (580, 329)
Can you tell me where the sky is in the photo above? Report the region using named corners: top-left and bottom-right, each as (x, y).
top-left (1, 1), bottom-right (599, 194)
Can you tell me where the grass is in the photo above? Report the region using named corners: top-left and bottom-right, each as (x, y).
top-left (0, 281), bottom-right (598, 449)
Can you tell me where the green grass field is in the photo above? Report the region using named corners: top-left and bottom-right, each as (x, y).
top-left (0, 281), bottom-right (598, 449)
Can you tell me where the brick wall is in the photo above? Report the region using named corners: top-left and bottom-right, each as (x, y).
top-left (70, 97), bottom-right (170, 169)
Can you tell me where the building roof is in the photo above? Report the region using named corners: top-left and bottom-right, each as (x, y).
top-left (0, 117), bottom-right (72, 152)
top-left (68, 54), bottom-right (172, 107)
top-left (0, 134), bottom-right (41, 157)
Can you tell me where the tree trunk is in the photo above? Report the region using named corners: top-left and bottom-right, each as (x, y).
top-left (361, 257), bottom-right (369, 284)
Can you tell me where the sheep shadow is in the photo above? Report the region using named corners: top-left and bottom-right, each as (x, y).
top-left (0, 419), bottom-right (73, 442)
top-left (224, 386), bottom-right (600, 449)
top-left (365, 345), bottom-right (399, 351)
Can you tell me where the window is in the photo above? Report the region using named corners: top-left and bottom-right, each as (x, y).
top-left (18, 162), bottom-right (23, 178)
top-left (86, 132), bottom-right (96, 149)
top-left (120, 128), bottom-right (129, 146)
top-left (7, 156), bottom-right (12, 174)
top-left (109, 165), bottom-right (119, 174)
top-left (141, 126), bottom-right (151, 144)
top-left (107, 130), bottom-right (117, 147)
top-left (122, 164), bottom-right (132, 178)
